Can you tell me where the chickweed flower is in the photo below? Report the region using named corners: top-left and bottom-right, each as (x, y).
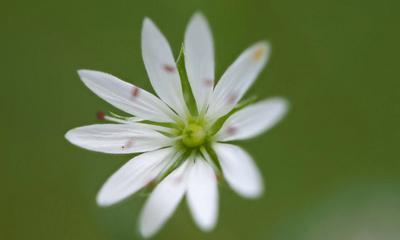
top-left (65, 12), bottom-right (288, 238)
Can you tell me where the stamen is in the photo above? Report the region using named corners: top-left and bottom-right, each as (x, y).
top-left (171, 135), bottom-right (184, 141)
top-left (128, 117), bottom-right (143, 122)
top-left (131, 87), bottom-right (140, 97)
top-left (96, 112), bottom-right (173, 135)
top-left (104, 115), bottom-right (129, 124)
top-left (163, 64), bottom-right (176, 73)
top-left (96, 111), bottom-right (105, 120)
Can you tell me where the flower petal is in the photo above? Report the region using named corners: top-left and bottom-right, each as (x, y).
top-left (65, 123), bottom-right (172, 154)
top-left (186, 157), bottom-right (218, 231)
top-left (207, 42), bottom-right (271, 120)
top-left (214, 143), bottom-right (264, 198)
top-left (96, 148), bottom-right (174, 206)
top-left (139, 161), bottom-right (190, 238)
top-left (217, 97), bottom-right (288, 141)
top-left (78, 70), bottom-right (177, 122)
top-left (141, 18), bottom-right (187, 117)
top-left (184, 12), bottom-right (215, 111)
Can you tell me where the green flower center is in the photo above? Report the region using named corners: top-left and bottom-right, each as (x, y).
top-left (182, 123), bottom-right (206, 148)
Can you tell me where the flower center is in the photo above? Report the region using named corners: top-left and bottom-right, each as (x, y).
top-left (182, 123), bottom-right (206, 148)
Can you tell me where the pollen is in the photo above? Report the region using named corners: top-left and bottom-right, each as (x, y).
top-left (203, 79), bottom-right (214, 88)
top-left (122, 139), bottom-right (134, 149)
top-left (163, 64), bottom-right (176, 73)
top-left (227, 94), bottom-right (238, 105)
top-left (132, 87), bottom-right (140, 97)
top-left (252, 46), bottom-right (265, 61)
top-left (227, 126), bottom-right (237, 135)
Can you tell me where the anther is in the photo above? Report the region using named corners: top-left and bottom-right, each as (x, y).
top-left (96, 111), bottom-right (105, 120)
top-left (227, 126), bottom-right (237, 135)
top-left (132, 87), bottom-right (140, 97)
top-left (163, 64), bottom-right (176, 73)
top-left (203, 79), bottom-right (214, 88)
top-left (122, 139), bottom-right (134, 149)
top-left (227, 94), bottom-right (238, 105)
top-left (252, 46), bottom-right (265, 61)
top-left (173, 174), bottom-right (184, 184)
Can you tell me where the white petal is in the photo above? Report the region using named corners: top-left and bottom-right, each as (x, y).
top-left (214, 143), bottom-right (264, 198)
top-left (184, 12), bottom-right (214, 111)
top-left (139, 161), bottom-right (191, 238)
top-left (207, 42), bottom-right (271, 120)
top-left (186, 157), bottom-right (218, 231)
top-left (96, 148), bottom-right (174, 206)
top-left (65, 123), bottom-right (172, 154)
top-left (141, 18), bottom-right (187, 117)
top-left (217, 97), bottom-right (288, 141)
top-left (78, 70), bottom-right (177, 123)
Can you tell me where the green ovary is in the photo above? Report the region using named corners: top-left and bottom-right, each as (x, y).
top-left (182, 123), bottom-right (207, 148)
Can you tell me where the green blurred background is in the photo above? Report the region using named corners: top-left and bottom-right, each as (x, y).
top-left (2, 0), bottom-right (399, 239)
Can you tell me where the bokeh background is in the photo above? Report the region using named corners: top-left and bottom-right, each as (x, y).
top-left (2, 0), bottom-right (399, 239)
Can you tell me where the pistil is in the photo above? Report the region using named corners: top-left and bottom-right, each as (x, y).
top-left (182, 123), bottom-right (207, 148)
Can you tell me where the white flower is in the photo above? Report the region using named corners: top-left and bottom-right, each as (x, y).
top-left (65, 12), bottom-right (288, 238)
